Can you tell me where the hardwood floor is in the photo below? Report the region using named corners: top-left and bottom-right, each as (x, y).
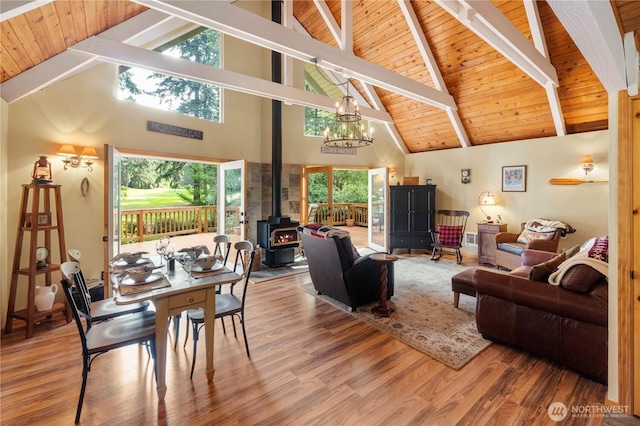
top-left (1, 268), bottom-right (614, 425)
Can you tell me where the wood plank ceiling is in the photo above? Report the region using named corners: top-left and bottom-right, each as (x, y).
top-left (1, 0), bottom-right (639, 154)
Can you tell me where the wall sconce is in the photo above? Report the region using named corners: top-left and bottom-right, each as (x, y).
top-left (58, 144), bottom-right (98, 172)
top-left (478, 191), bottom-right (496, 222)
top-left (580, 155), bottom-right (594, 175)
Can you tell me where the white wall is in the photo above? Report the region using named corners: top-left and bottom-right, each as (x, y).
top-left (406, 131), bottom-right (609, 256)
top-left (1, 98), bottom-right (9, 327)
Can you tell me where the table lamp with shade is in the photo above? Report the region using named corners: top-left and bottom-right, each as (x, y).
top-left (478, 191), bottom-right (496, 223)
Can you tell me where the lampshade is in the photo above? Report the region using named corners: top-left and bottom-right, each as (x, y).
top-left (80, 146), bottom-right (98, 159)
top-left (477, 191), bottom-right (496, 222)
top-left (480, 193), bottom-right (495, 206)
top-left (58, 144), bottom-right (77, 157)
top-left (580, 154), bottom-right (594, 164)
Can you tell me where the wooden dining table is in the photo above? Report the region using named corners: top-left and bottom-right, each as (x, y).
top-left (111, 261), bottom-right (241, 401)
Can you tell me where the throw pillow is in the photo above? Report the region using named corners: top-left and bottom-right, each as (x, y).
top-left (564, 244), bottom-right (580, 259)
top-left (437, 225), bottom-right (463, 246)
top-left (517, 229), bottom-right (555, 244)
top-left (529, 252), bottom-right (566, 282)
top-left (560, 264), bottom-right (606, 293)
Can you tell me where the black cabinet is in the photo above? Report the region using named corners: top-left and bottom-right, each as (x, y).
top-left (390, 185), bottom-right (436, 252)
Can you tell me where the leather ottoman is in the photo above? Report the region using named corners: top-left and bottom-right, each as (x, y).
top-left (451, 268), bottom-right (477, 308)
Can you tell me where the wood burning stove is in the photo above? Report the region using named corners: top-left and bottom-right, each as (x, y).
top-left (257, 217), bottom-right (300, 267)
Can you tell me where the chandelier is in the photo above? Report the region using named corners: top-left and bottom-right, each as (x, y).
top-left (323, 83), bottom-right (373, 148)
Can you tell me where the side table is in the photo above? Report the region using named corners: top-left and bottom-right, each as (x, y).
top-left (477, 223), bottom-right (508, 266)
top-left (369, 253), bottom-right (398, 317)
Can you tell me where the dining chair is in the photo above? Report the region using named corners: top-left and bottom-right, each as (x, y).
top-left (61, 261), bottom-right (151, 322)
top-left (213, 234), bottom-right (231, 266)
top-left (60, 277), bottom-right (157, 424)
top-left (183, 240), bottom-right (256, 378)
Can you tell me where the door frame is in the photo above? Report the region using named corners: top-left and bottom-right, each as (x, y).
top-left (301, 166), bottom-right (333, 226)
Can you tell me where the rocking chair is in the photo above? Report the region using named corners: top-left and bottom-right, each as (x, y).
top-left (430, 210), bottom-right (469, 264)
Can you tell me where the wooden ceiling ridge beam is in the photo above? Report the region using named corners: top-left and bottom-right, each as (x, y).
top-left (0, 0), bottom-right (53, 22)
top-left (398, 0), bottom-right (469, 149)
top-left (0, 9), bottom-right (184, 103)
top-left (523, 0), bottom-right (565, 137)
top-left (68, 36), bottom-right (393, 124)
top-left (435, 0), bottom-right (559, 88)
top-left (547, 0), bottom-right (627, 93)
top-left (130, 0), bottom-right (456, 110)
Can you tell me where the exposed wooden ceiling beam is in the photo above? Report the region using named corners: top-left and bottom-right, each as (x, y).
top-left (130, 0), bottom-right (456, 110)
top-left (361, 82), bottom-right (410, 155)
top-left (435, 0), bottom-right (558, 88)
top-left (524, 0), bottom-right (565, 137)
top-left (624, 32), bottom-right (639, 96)
top-left (0, 10), bottom-right (189, 103)
top-left (547, 0), bottom-right (627, 92)
top-left (0, 0), bottom-right (52, 22)
top-left (398, 0), bottom-right (469, 148)
top-left (68, 36), bottom-right (393, 124)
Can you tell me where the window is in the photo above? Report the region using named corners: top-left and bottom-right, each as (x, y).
top-left (118, 28), bottom-right (222, 122)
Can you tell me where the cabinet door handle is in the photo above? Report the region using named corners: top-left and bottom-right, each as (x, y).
top-left (186, 296), bottom-right (194, 303)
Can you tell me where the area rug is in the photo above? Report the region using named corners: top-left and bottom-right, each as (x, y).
top-left (299, 256), bottom-right (492, 370)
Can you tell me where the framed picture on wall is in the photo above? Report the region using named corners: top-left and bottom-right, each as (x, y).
top-left (502, 165), bottom-right (527, 192)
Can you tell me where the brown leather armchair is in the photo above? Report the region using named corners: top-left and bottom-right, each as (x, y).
top-left (495, 223), bottom-right (562, 270)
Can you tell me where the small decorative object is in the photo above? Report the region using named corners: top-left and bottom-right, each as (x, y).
top-left (32, 156), bottom-right (53, 183)
top-left (80, 177), bottom-right (90, 196)
top-left (461, 169), bottom-right (470, 184)
top-left (35, 284), bottom-right (58, 311)
top-left (402, 174), bottom-right (419, 185)
top-left (35, 246), bottom-right (49, 269)
top-left (426, 178), bottom-right (433, 185)
top-left (502, 165), bottom-right (527, 192)
top-left (37, 212), bottom-right (51, 226)
top-left (580, 154), bottom-right (594, 175)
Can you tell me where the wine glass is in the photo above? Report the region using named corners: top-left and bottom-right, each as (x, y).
top-left (184, 251), bottom-right (196, 281)
top-left (156, 240), bottom-right (167, 266)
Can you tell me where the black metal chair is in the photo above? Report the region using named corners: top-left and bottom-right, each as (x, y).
top-left (60, 277), bottom-right (157, 424)
top-left (183, 240), bottom-right (256, 378)
top-left (61, 261), bottom-right (151, 322)
top-left (430, 210), bottom-right (469, 264)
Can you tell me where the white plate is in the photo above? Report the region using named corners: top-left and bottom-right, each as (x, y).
top-left (190, 262), bottom-right (224, 272)
top-left (112, 257), bottom-right (153, 267)
top-left (120, 272), bottom-right (164, 286)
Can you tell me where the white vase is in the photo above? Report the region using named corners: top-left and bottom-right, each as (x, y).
top-left (35, 284), bottom-right (57, 312)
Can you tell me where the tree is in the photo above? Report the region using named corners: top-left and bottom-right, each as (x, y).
top-left (145, 29), bottom-right (221, 121)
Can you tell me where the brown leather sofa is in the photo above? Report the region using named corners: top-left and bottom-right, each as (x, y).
top-left (495, 223), bottom-right (562, 270)
top-left (473, 250), bottom-right (608, 383)
top-left (301, 232), bottom-right (394, 311)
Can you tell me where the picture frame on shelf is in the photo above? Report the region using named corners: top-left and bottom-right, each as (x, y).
top-left (502, 165), bottom-right (527, 192)
top-left (37, 212), bottom-right (51, 226)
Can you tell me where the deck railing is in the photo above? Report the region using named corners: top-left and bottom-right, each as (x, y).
top-left (120, 206), bottom-right (240, 244)
top-left (122, 202), bottom-right (375, 244)
top-left (310, 203), bottom-right (376, 226)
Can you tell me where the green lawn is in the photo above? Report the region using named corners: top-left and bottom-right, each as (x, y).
top-left (121, 187), bottom-right (192, 210)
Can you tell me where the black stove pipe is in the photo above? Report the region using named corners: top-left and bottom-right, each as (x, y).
top-left (270, 0), bottom-right (283, 221)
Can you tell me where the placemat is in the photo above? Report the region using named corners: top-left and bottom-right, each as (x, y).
top-left (119, 275), bottom-right (171, 296)
top-left (188, 265), bottom-right (233, 278)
